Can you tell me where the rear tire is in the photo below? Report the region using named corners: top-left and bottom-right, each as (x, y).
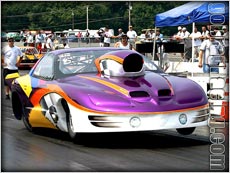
top-left (21, 101), bottom-right (33, 132)
top-left (22, 112), bottom-right (33, 132)
top-left (12, 92), bottom-right (33, 132)
top-left (176, 127), bottom-right (195, 135)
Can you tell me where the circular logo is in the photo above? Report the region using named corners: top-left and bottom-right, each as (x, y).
top-left (179, 114), bottom-right (187, 125)
top-left (130, 116), bottom-right (141, 128)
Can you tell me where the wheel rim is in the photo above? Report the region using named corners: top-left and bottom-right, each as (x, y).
top-left (69, 114), bottom-right (75, 132)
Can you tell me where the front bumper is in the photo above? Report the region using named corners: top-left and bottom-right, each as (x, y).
top-left (69, 104), bottom-right (209, 133)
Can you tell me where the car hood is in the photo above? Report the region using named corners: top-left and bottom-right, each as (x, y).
top-left (56, 72), bottom-right (208, 113)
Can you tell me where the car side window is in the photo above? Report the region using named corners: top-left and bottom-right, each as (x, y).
top-left (32, 53), bottom-right (54, 80)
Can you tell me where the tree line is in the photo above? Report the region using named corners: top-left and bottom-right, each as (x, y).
top-left (1, 1), bottom-right (185, 36)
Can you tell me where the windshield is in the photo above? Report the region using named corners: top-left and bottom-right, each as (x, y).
top-left (57, 49), bottom-right (163, 77)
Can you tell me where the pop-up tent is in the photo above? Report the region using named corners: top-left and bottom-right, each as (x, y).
top-left (154, 1), bottom-right (229, 72)
top-left (155, 1), bottom-right (229, 27)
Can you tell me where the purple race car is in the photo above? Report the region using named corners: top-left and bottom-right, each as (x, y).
top-left (9, 47), bottom-right (209, 139)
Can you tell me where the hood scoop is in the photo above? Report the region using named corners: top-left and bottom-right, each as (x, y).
top-left (158, 89), bottom-right (171, 97)
top-left (130, 91), bottom-right (150, 98)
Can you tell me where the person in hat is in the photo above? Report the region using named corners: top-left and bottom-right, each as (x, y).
top-left (174, 26), bottom-right (183, 40)
top-left (1, 37), bottom-right (23, 99)
top-left (114, 34), bottom-right (134, 50)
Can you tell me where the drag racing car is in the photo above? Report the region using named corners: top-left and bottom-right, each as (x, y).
top-left (8, 47), bottom-right (209, 139)
top-left (19, 46), bottom-right (45, 69)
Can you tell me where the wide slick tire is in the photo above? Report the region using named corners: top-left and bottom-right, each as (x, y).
top-left (61, 99), bottom-right (78, 140)
top-left (22, 111), bottom-right (33, 132)
top-left (12, 92), bottom-right (33, 132)
top-left (176, 127), bottom-right (196, 135)
top-left (67, 112), bottom-right (77, 139)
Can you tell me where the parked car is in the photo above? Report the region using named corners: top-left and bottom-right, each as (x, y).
top-left (6, 32), bottom-right (22, 42)
top-left (1, 32), bottom-right (7, 42)
top-left (18, 46), bottom-right (45, 69)
top-left (67, 34), bottom-right (78, 42)
top-left (8, 47), bottom-right (209, 140)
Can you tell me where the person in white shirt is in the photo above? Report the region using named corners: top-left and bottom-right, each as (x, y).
top-left (181, 27), bottom-right (190, 38)
top-left (222, 26), bottom-right (229, 62)
top-left (213, 27), bottom-right (222, 37)
top-left (189, 26), bottom-right (202, 58)
top-left (114, 34), bottom-right (134, 50)
top-left (1, 37), bottom-right (23, 99)
top-left (35, 30), bottom-right (45, 49)
top-left (174, 26), bottom-right (183, 40)
top-left (198, 33), bottom-right (225, 73)
top-left (104, 26), bottom-right (112, 47)
top-left (201, 26), bottom-right (209, 41)
top-left (27, 31), bottom-right (34, 46)
top-left (46, 34), bottom-right (54, 51)
top-left (127, 25), bottom-right (137, 45)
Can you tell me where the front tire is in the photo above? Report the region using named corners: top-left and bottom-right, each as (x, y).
top-left (176, 127), bottom-right (195, 135)
top-left (67, 112), bottom-right (77, 139)
top-left (61, 99), bottom-right (77, 140)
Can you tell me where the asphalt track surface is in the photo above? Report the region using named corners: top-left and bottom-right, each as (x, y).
top-left (1, 42), bottom-right (229, 172)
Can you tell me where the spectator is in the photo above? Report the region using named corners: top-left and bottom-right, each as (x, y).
top-left (181, 27), bottom-right (190, 38)
top-left (63, 42), bottom-right (70, 49)
top-left (1, 37), bottom-right (23, 99)
top-left (155, 29), bottom-right (163, 42)
top-left (146, 29), bottom-right (155, 40)
top-left (37, 42), bottom-right (42, 53)
top-left (112, 28), bottom-right (124, 39)
top-left (201, 26), bottom-right (209, 41)
top-left (155, 29), bottom-right (164, 59)
top-left (198, 33), bottom-right (225, 73)
top-left (207, 24), bottom-right (211, 32)
top-left (213, 27), bottom-right (222, 37)
top-left (181, 27), bottom-right (191, 61)
top-left (139, 30), bottom-right (147, 41)
top-left (126, 25), bottom-right (137, 45)
top-left (174, 26), bottom-right (183, 40)
top-left (97, 28), bottom-right (105, 47)
top-left (222, 25), bottom-right (229, 62)
top-left (46, 34), bottom-right (54, 52)
top-left (189, 26), bottom-right (202, 59)
top-left (85, 30), bottom-right (90, 44)
top-left (76, 31), bottom-right (82, 42)
top-left (114, 34), bottom-right (134, 50)
top-left (27, 31), bottom-right (34, 46)
top-left (174, 26), bottom-right (190, 60)
top-left (41, 30), bottom-right (47, 51)
top-left (104, 26), bottom-right (112, 47)
top-left (35, 30), bottom-right (44, 50)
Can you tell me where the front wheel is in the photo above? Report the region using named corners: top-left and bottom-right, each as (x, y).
top-left (67, 113), bottom-right (77, 139)
top-left (176, 127), bottom-right (195, 135)
top-left (61, 99), bottom-right (77, 140)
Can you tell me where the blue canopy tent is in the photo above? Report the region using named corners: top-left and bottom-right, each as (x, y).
top-left (154, 1), bottom-right (229, 71)
top-left (155, 1), bottom-right (229, 27)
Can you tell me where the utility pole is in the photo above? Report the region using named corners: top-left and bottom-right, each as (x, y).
top-left (86, 5), bottom-right (89, 30)
top-left (72, 10), bottom-right (74, 30)
top-left (128, 2), bottom-right (132, 26)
